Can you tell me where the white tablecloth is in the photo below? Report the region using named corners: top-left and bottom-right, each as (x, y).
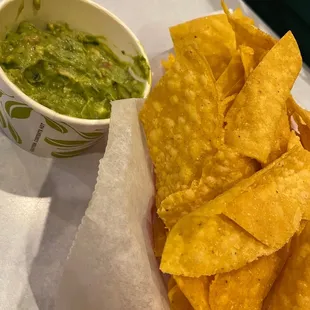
top-left (0, 0), bottom-right (309, 309)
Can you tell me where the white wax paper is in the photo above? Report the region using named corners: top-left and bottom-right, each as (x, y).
top-left (56, 99), bottom-right (169, 310)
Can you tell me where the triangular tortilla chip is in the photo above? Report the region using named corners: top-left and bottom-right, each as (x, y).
top-left (224, 31), bottom-right (302, 163)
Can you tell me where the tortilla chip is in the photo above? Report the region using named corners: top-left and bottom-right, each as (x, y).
top-left (287, 130), bottom-right (302, 151)
top-left (219, 93), bottom-right (237, 116)
top-left (161, 53), bottom-right (175, 71)
top-left (298, 121), bottom-right (310, 151)
top-left (287, 96), bottom-right (310, 124)
top-left (170, 14), bottom-right (235, 79)
top-left (175, 276), bottom-right (211, 310)
top-left (140, 46), bottom-right (220, 206)
top-left (232, 7), bottom-right (255, 25)
top-left (239, 45), bottom-right (256, 78)
top-left (161, 145), bottom-right (310, 277)
top-left (161, 213), bottom-right (273, 277)
top-left (222, 0), bottom-right (276, 61)
top-left (216, 51), bottom-right (244, 100)
top-left (288, 99), bottom-right (310, 151)
top-left (168, 277), bottom-right (177, 291)
top-left (169, 284), bottom-right (194, 310)
top-left (263, 222), bottom-right (310, 310)
top-left (224, 31), bottom-right (302, 163)
top-left (224, 145), bottom-right (310, 248)
top-left (153, 213), bottom-right (167, 257)
top-left (209, 246), bottom-right (289, 310)
top-left (264, 106), bottom-right (291, 165)
top-left (158, 146), bottom-right (259, 229)
top-left (288, 126), bottom-right (310, 222)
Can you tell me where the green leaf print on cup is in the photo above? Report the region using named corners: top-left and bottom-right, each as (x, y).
top-left (5, 101), bottom-right (32, 119)
top-left (0, 90), bottom-right (14, 98)
top-left (0, 110), bottom-right (7, 128)
top-left (44, 117), bottom-right (68, 134)
top-left (51, 145), bottom-right (95, 158)
top-left (44, 137), bottom-right (90, 148)
top-left (65, 123), bottom-right (104, 140)
top-left (8, 121), bottom-right (22, 144)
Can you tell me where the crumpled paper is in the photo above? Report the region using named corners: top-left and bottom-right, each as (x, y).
top-left (56, 98), bottom-right (169, 310)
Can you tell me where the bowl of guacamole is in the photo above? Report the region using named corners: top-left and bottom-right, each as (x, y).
top-left (0, 0), bottom-right (151, 157)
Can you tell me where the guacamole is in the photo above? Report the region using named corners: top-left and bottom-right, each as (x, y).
top-left (0, 21), bottom-right (149, 119)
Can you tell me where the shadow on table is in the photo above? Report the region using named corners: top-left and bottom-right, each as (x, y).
top-left (17, 137), bottom-right (108, 310)
top-left (0, 130), bottom-right (108, 198)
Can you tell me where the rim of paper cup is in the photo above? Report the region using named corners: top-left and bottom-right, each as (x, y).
top-left (0, 0), bottom-right (151, 126)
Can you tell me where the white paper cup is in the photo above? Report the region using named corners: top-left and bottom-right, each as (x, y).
top-left (0, 0), bottom-right (151, 158)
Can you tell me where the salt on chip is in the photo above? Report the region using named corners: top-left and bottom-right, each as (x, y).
top-left (153, 213), bottom-right (167, 257)
top-left (140, 46), bottom-right (220, 206)
top-left (161, 145), bottom-right (310, 277)
top-left (239, 45), bottom-right (256, 78)
top-left (224, 31), bottom-right (302, 164)
top-left (168, 284), bottom-right (194, 310)
top-left (263, 222), bottom-right (310, 310)
top-left (209, 246), bottom-right (289, 310)
top-left (158, 146), bottom-right (259, 229)
top-left (216, 51), bottom-right (244, 100)
top-left (170, 14), bottom-right (235, 79)
top-left (175, 276), bottom-right (211, 310)
top-left (224, 145), bottom-right (310, 249)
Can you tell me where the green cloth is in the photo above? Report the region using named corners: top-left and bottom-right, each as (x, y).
top-left (244, 0), bottom-right (310, 67)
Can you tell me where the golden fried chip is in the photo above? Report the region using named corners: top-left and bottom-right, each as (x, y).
top-left (264, 106), bottom-right (291, 165)
top-left (298, 120), bottom-right (310, 151)
top-left (219, 93), bottom-right (237, 116)
top-left (158, 146), bottom-right (259, 229)
top-left (153, 213), bottom-right (167, 257)
top-left (169, 284), bottom-right (194, 310)
top-left (232, 7), bottom-right (254, 25)
top-left (209, 246), bottom-right (289, 310)
top-left (161, 145), bottom-right (310, 277)
top-left (140, 46), bottom-right (220, 206)
top-left (224, 145), bottom-right (310, 248)
top-left (287, 130), bottom-right (302, 150)
top-left (224, 31), bottom-right (302, 163)
top-left (263, 222), bottom-right (310, 310)
top-left (239, 45), bottom-right (256, 78)
top-left (170, 14), bottom-right (235, 79)
top-left (168, 277), bottom-right (177, 291)
top-left (175, 276), bottom-right (211, 310)
top-left (216, 52), bottom-right (244, 100)
top-left (288, 98), bottom-right (310, 151)
top-left (222, 0), bottom-right (276, 61)
top-left (161, 53), bottom-right (175, 71)
top-left (286, 96), bottom-right (310, 125)
top-left (161, 213), bottom-right (273, 277)
top-left (288, 125), bottom-right (310, 222)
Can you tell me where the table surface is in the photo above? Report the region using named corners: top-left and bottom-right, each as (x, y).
top-left (0, 0), bottom-right (309, 309)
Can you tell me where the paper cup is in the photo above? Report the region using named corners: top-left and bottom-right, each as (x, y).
top-left (0, 0), bottom-right (151, 158)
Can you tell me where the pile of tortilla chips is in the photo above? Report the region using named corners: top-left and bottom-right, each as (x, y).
top-left (140, 1), bottom-right (310, 309)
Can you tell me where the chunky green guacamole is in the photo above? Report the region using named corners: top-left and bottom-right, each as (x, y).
top-left (0, 21), bottom-right (149, 119)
